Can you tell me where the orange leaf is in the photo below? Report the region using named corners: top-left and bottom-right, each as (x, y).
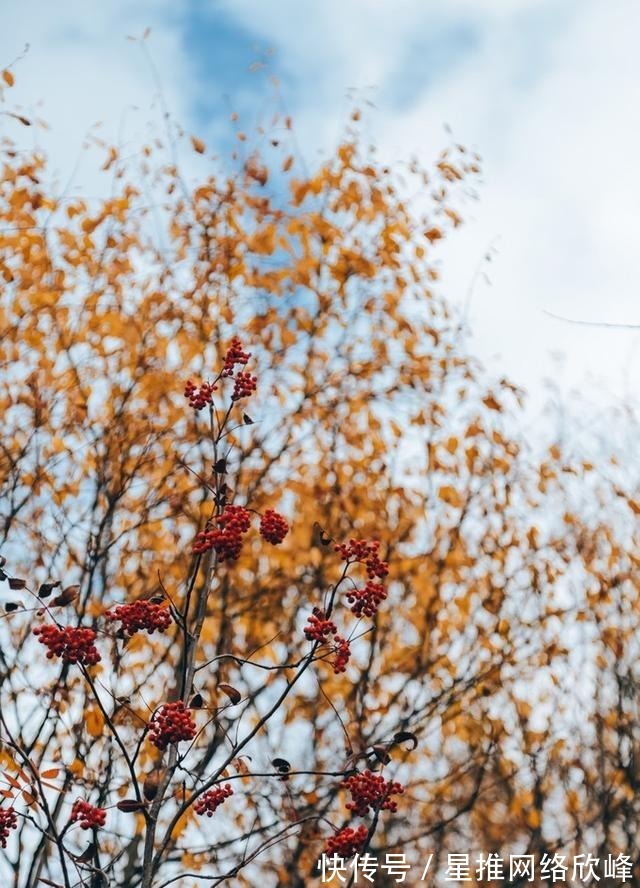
top-left (438, 486), bottom-right (462, 508)
top-left (85, 706), bottom-right (106, 738)
top-left (483, 394), bottom-right (502, 411)
top-left (191, 136), bottom-right (206, 154)
top-left (3, 771), bottom-right (22, 790)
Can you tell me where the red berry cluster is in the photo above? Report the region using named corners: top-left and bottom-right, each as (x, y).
top-left (231, 371), bottom-right (257, 401)
top-left (0, 807), bottom-right (17, 848)
top-left (194, 784), bottom-right (234, 817)
top-left (105, 600), bottom-right (172, 636)
top-left (222, 337), bottom-right (250, 376)
top-left (70, 799), bottom-right (106, 830)
top-left (332, 635), bottom-right (351, 674)
top-left (193, 505), bottom-right (252, 561)
top-left (184, 379), bottom-right (216, 410)
top-left (33, 625), bottom-right (101, 666)
top-left (149, 701), bottom-right (197, 750)
top-left (304, 607), bottom-right (337, 643)
top-left (335, 539), bottom-right (389, 579)
top-left (342, 770), bottom-right (404, 816)
top-left (346, 581), bottom-right (387, 618)
top-left (259, 509), bottom-right (289, 545)
top-left (325, 824), bottom-right (368, 858)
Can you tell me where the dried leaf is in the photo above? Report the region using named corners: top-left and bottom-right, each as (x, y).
top-left (117, 799), bottom-right (146, 812)
top-left (392, 730), bottom-right (418, 750)
top-left (191, 136), bottom-right (206, 154)
top-left (2, 111), bottom-right (31, 126)
top-left (143, 772), bottom-right (160, 801)
top-left (51, 585), bottom-right (79, 606)
top-left (74, 841), bottom-right (96, 863)
top-left (371, 744), bottom-right (391, 764)
top-left (219, 684), bottom-right (241, 705)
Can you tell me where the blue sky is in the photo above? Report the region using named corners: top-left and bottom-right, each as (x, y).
top-left (2, 0), bottom-right (640, 412)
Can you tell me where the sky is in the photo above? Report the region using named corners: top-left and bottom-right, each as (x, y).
top-left (2, 0), bottom-right (640, 417)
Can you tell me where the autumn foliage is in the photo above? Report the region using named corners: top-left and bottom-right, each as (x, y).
top-left (0, 65), bottom-right (639, 888)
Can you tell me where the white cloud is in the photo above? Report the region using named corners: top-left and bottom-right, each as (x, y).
top-left (217, 0), bottom-right (640, 406)
top-left (0, 1), bottom-right (188, 190)
top-left (2, 0), bottom-right (639, 408)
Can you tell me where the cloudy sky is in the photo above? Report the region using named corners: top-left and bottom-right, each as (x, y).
top-left (3, 0), bottom-right (640, 413)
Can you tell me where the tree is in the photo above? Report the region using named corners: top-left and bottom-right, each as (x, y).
top-left (0, 68), bottom-right (638, 887)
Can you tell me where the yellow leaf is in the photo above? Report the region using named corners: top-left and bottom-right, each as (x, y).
top-left (2, 70), bottom-right (14, 87)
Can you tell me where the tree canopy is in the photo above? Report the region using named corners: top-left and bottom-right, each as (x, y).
top-left (0, 70), bottom-right (638, 887)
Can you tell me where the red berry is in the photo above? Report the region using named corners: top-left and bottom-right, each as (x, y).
top-left (70, 799), bottom-right (106, 830)
top-left (346, 581), bottom-right (387, 618)
top-left (105, 600), bottom-right (172, 636)
top-left (342, 770), bottom-right (404, 816)
top-left (149, 701), bottom-right (197, 750)
top-left (259, 509), bottom-right (289, 545)
top-left (231, 372), bottom-right (257, 401)
top-left (194, 784), bottom-right (233, 817)
top-left (222, 337), bottom-right (250, 377)
top-left (184, 379), bottom-right (217, 410)
top-left (33, 624), bottom-right (101, 666)
top-left (324, 824), bottom-right (368, 858)
top-left (332, 635), bottom-right (351, 674)
top-left (0, 807), bottom-right (17, 848)
top-left (304, 607), bottom-right (337, 643)
top-left (335, 538), bottom-right (389, 579)
top-left (193, 505), bottom-right (252, 562)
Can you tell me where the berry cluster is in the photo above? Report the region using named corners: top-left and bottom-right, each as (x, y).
top-left (33, 625), bottom-right (101, 666)
top-left (304, 607), bottom-right (337, 643)
top-left (70, 800), bottom-right (106, 830)
top-left (184, 379), bottom-right (216, 410)
top-left (259, 509), bottom-right (289, 545)
top-left (149, 701), bottom-right (197, 750)
top-left (325, 824), bottom-right (369, 858)
top-left (194, 784), bottom-right (234, 817)
top-left (332, 635), bottom-right (351, 674)
top-left (231, 371), bottom-right (257, 401)
top-left (193, 505), bottom-right (252, 561)
top-left (0, 807), bottom-right (17, 849)
top-left (222, 338), bottom-right (250, 376)
top-left (335, 539), bottom-right (389, 579)
top-left (346, 581), bottom-right (387, 618)
top-left (342, 770), bottom-right (404, 816)
top-left (105, 600), bottom-right (172, 637)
